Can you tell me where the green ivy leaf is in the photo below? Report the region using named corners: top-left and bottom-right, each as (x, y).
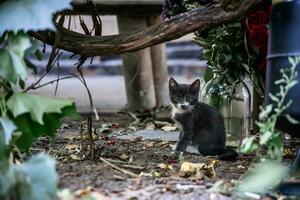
top-left (7, 93), bottom-right (76, 125)
top-left (0, 32), bottom-right (31, 84)
top-left (0, 0), bottom-right (72, 35)
top-left (24, 38), bottom-right (42, 58)
top-left (0, 153), bottom-right (58, 200)
top-left (0, 117), bottom-right (16, 144)
top-left (7, 93), bottom-right (78, 151)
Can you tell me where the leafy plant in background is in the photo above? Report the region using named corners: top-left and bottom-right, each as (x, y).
top-left (240, 56), bottom-right (300, 161)
top-left (194, 23), bottom-right (254, 108)
top-left (0, 0), bottom-right (77, 199)
top-left (235, 56), bottom-right (299, 195)
top-left (162, 0), bottom-right (270, 102)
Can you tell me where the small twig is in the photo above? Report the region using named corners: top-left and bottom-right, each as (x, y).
top-left (100, 157), bottom-right (139, 178)
top-left (80, 120), bottom-right (84, 149)
top-left (122, 164), bottom-right (145, 171)
top-left (45, 14), bottom-right (65, 72)
top-left (27, 75), bottom-right (74, 90)
top-left (54, 54), bottom-right (62, 96)
top-left (104, 158), bottom-right (128, 164)
top-left (13, 145), bottom-right (24, 163)
top-left (23, 52), bottom-right (63, 92)
top-left (87, 116), bottom-right (95, 160)
top-left (128, 112), bottom-right (139, 121)
top-left (68, 15), bottom-right (72, 30)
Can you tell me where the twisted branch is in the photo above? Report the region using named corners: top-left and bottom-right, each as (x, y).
top-left (30, 0), bottom-right (262, 56)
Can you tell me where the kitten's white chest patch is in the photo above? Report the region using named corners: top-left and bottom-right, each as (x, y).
top-left (170, 103), bottom-right (184, 118)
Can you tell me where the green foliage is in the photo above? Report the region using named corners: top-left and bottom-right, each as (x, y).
top-left (0, 1), bottom-right (77, 199)
top-left (0, 117), bottom-right (16, 147)
top-left (0, 32), bottom-right (31, 84)
top-left (0, 0), bottom-right (72, 35)
top-left (195, 23), bottom-right (252, 84)
top-left (13, 106), bottom-right (77, 151)
top-left (0, 153), bottom-right (58, 200)
top-left (7, 93), bottom-right (76, 125)
top-left (236, 159), bottom-right (289, 194)
top-left (240, 56), bottom-right (300, 160)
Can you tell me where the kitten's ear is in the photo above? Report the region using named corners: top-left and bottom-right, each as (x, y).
top-left (189, 79), bottom-right (200, 92)
top-left (169, 77), bottom-right (178, 90)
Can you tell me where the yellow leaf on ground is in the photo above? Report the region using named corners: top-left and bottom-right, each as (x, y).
top-left (180, 162), bottom-right (206, 173)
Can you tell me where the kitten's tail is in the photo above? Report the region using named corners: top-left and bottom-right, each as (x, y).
top-left (218, 148), bottom-right (238, 161)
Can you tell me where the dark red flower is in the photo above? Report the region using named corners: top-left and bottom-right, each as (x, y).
top-left (246, 5), bottom-right (272, 73)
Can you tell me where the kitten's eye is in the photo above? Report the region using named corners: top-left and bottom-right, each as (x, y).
top-left (186, 95), bottom-right (194, 101)
top-left (175, 95), bottom-right (182, 101)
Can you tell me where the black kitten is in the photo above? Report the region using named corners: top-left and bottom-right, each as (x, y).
top-left (169, 77), bottom-right (237, 160)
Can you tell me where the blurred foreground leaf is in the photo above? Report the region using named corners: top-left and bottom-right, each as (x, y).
top-left (0, 32), bottom-right (30, 84)
top-left (0, 153), bottom-right (58, 200)
top-left (0, 0), bottom-right (71, 35)
top-left (237, 159), bottom-right (289, 194)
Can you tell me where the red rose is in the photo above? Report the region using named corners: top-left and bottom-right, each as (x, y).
top-left (245, 5), bottom-right (272, 74)
top-left (248, 24), bottom-right (268, 50)
top-left (247, 10), bottom-right (269, 26)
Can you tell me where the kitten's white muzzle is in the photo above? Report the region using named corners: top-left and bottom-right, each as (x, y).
top-left (177, 102), bottom-right (189, 109)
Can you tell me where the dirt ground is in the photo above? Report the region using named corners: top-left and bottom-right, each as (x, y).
top-left (31, 110), bottom-right (299, 200)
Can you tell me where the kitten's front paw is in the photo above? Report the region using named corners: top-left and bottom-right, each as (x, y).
top-left (171, 151), bottom-right (184, 157)
top-left (185, 145), bottom-right (201, 155)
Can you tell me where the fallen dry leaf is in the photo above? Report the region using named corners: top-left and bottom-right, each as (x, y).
top-left (66, 144), bottom-right (80, 150)
top-left (128, 136), bottom-right (142, 142)
top-left (74, 188), bottom-right (109, 199)
top-left (180, 162), bottom-right (206, 173)
top-left (153, 120), bottom-right (173, 128)
top-left (161, 125), bottom-right (177, 132)
top-left (203, 160), bottom-right (219, 178)
top-left (144, 141), bottom-right (154, 149)
top-left (74, 186), bottom-right (93, 197)
top-left (145, 122), bottom-right (155, 130)
top-left (111, 123), bottom-right (120, 128)
top-left (128, 126), bottom-right (137, 132)
top-left (70, 154), bottom-right (85, 161)
top-left (119, 153), bottom-right (129, 160)
top-left (158, 163), bottom-right (173, 170)
top-left (128, 155), bottom-right (134, 163)
top-left (283, 148), bottom-right (294, 158)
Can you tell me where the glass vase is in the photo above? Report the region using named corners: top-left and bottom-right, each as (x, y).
top-left (200, 78), bottom-right (251, 147)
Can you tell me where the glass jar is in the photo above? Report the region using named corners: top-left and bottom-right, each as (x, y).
top-left (201, 78), bottom-right (251, 147)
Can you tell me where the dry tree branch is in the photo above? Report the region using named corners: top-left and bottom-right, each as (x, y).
top-left (29, 0), bottom-right (262, 56)
top-left (23, 52), bottom-right (63, 92)
top-left (26, 75), bottom-right (74, 90)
